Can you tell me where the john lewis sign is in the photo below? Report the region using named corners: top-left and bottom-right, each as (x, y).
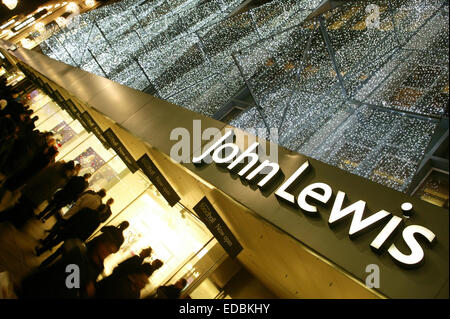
top-left (193, 130), bottom-right (437, 269)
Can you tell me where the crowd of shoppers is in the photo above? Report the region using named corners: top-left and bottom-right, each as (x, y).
top-left (0, 75), bottom-right (187, 299)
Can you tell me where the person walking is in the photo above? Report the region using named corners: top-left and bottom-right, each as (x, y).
top-left (99, 221), bottom-right (130, 241)
top-left (97, 198), bottom-right (114, 219)
top-left (39, 219), bottom-right (129, 269)
top-left (41, 188), bottom-right (107, 241)
top-left (95, 265), bottom-right (153, 299)
top-left (0, 161), bottom-right (76, 228)
top-left (111, 246), bottom-right (153, 277)
top-left (37, 172), bottom-right (92, 222)
top-left (18, 230), bottom-right (124, 299)
top-left (61, 188), bottom-right (106, 220)
top-left (3, 133), bottom-right (59, 191)
top-left (96, 259), bottom-right (163, 299)
top-left (36, 204), bottom-right (112, 256)
top-left (154, 278), bottom-right (188, 299)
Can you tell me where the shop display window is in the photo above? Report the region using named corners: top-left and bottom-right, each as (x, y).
top-left (99, 189), bottom-right (213, 296)
top-left (59, 134), bottom-right (116, 174)
top-left (88, 157), bottom-right (150, 216)
top-left (24, 87), bottom-right (222, 298)
top-left (28, 92), bottom-right (51, 113)
top-left (27, 89), bottom-right (46, 105)
top-left (35, 109), bottom-right (89, 159)
top-left (32, 101), bottom-right (62, 127)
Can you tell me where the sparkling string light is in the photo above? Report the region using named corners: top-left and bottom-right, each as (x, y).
top-left (42, 0), bottom-right (448, 192)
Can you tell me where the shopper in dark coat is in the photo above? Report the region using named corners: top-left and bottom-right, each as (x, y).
top-left (111, 246), bottom-right (153, 277)
top-left (99, 221), bottom-right (129, 241)
top-left (41, 189), bottom-right (108, 244)
top-left (96, 257), bottom-right (163, 299)
top-left (154, 278), bottom-right (188, 299)
top-left (36, 204), bottom-right (112, 256)
top-left (1, 100), bottom-right (24, 119)
top-left (22, 160), bottom-right (76, 207)
top-left (18, 239), bottom-right (97, 299)
top-left (95, 265), bottom-right (153, 299)
top-left (38, 173), bottom-right (92, 221)
top-left (0, 161), bottom-right (76, 228)
top-left (0, 117), bottom-right (18, 173)
top-left (0, 116), bottom-right (16, 144)
top-left (92, 222), bottom-right (128, 250)
top-left (99, 198), bottom-right (114, 219)
top-left (0, 130), bottom-right (43, 180)
top-left (18, 231), bottom-right (123, 299)
top-left (61, 188), bottom-right (106, 220)
top-left (38, 219), bottom-right (129, 270)
top-left (0, 77), bottom-right (12, 99)
top-left (3, 136), bottom-right (59, 191)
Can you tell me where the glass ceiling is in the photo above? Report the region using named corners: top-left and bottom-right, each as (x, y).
top-left (41, 0), bottom-right (449, 192)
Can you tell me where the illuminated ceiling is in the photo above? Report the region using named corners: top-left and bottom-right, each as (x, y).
top-left (41, 0), bottom-right (449, 192)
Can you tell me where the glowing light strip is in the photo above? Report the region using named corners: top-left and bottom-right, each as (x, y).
top-left (0, 19), bottom-right (16, 30)
top-left (12, 17), bottom-right (36, 32)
